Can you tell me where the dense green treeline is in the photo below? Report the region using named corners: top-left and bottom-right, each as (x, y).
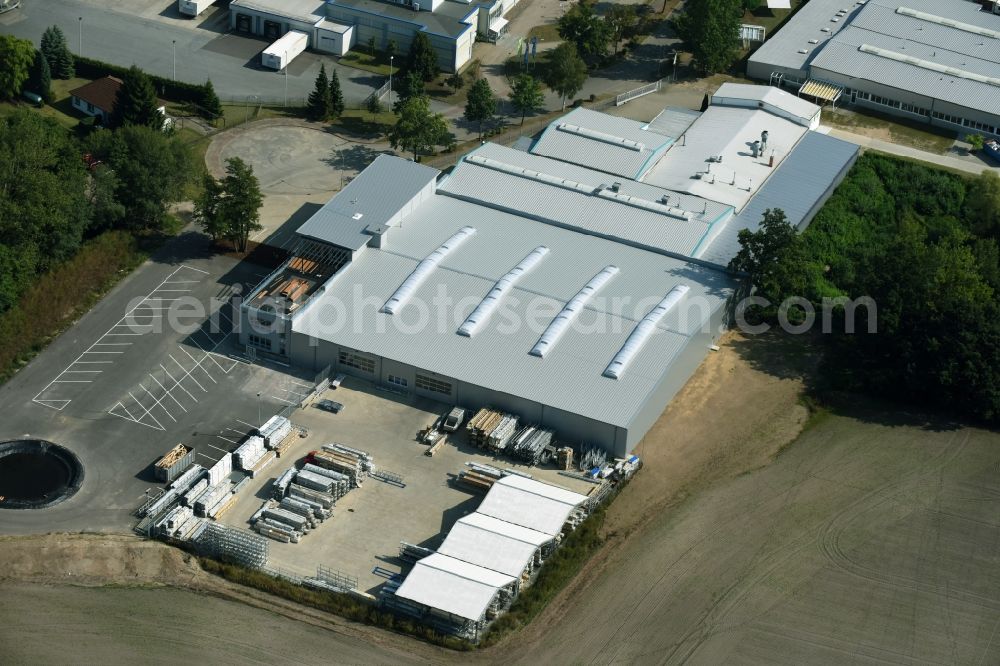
top-left (0, 109), bottom-right (195, 314)
top-left (733, 153), bottom-right (1000, 422)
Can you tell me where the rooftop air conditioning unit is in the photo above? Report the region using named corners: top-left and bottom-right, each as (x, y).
top-left (809, 39), bottom-right (819, 43)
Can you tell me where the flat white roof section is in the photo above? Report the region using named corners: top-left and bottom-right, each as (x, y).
top-left (477, 477), bottom-right (587, 536)
top-left (530, 265), bottom-right (619, 358)
top-left (465, 154), bottom-right (597, 196)
top-left (456, 512), bottom-right (554, 547)
top-left (437, 518), bottom-right (541, 578)
top-left (394, 552), bottom-right (515, 622)
top-left (494, 474), bottom-right (589, 507)
top-left (457, 246), bottom-right (549, 337)
top-left (604, 285), bottom-right (689, 380)
top-left (380, 226), bottom-right (476, 315)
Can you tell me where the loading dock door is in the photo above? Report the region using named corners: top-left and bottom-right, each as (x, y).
top-left (264, 20), bottom-right (281, 40)
top-left (235, 13), bottom-right (252, 32)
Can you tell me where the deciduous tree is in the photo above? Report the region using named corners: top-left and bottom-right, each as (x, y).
top-left (605, 4), bottom-right (638, 54)
top-left (558, 1), bottom-right (612, 58)
top-left (674, 0), bottom-right (741, 74)
top-left (509, 74), bottom-right (544, 125)
top-left (542, 42), bottom-right (588, 110)
top-left (217, 157), bottom-right (263, 253)
top-left (388, 95), bottom-right (450, 161)
top-left (464, 77), bottom-right (496, 140)
top-left (0, 35), bottom-right (36, 100)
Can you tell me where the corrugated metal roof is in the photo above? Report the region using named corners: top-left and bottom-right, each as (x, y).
top-left (700, 131), bottom-right (858, 266)
top-left (440, 143), bottom-right (732, 260)
top-left (394, 552), bottom-right (515, 621)
top-left (295, 154), bottom-right (438, 250)
top-left (748, 0), bottom-right (863, 74)
top-left (476, 484), bottom-right (578, 536)
top-left (810, 26), bottom-right (1000, 115)
top-left (712, 82), bottom-right (821, 124)
top-left (494, 474), bottom-right (588, 507)
top-left (647, 107), bottom-right (702, 138)
top-left (530, 107), bottom-right (675, 179)
top-left (292, 194), bottom-right (733, 428)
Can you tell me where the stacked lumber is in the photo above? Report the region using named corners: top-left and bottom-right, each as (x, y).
top-left (289, 256), bottom-right (318, 274)
top-left (457, 470), bottom-right (495, 492)
top-left (467, 408), bottom-right (518, 450)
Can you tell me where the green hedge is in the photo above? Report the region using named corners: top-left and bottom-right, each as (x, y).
top-left (74, 55), bottom-right (206, 106)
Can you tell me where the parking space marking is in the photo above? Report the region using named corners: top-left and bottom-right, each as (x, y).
top-left (217, 434), bottom-right (239, 444)
top-left (33, 265), bottom-right (207, 411)
top-left (160, 364), bottom-right (197, 402)
top-left (171, 354), bottom-right (207, 393)
top-left (150, 374), bottom-right (187, 413)
top-left (272, 395), bottom-right (298, 405)
top-left (236, 419), bottom-right (258, 429)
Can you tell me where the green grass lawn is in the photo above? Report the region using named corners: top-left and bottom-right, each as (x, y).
top-left (1, 76), bottom-right (92, 129)
top-left (339, 50), bottom-right (395, 77)
top-left (824, 108), bottom-right (956, 154)
top-left (742, 1), bottom-right (802, 34)
top-left (527, 24), bottom-right (560, 43)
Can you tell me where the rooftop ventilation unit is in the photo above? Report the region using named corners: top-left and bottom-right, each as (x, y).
top-left (820, 27), bottom-right (831, 32)
top-left (809, 39), bottom-right (819, 43)
top-left (896, 7), bottom-right (1000, 40)
top-left (530, 266), bottom-right (619, 358)
top-left (603, 285), bottom-right (689, 380)
top-left (457, 246), bottom-right (549, 337)
top-left (859, 44), bottom-right (1000, 87)
top-left (798, 48), bottom-right (809, 54)
top-left (556, 123), bottom-right (645, 151)
top-left (380, 226), bottom-right (476, 315)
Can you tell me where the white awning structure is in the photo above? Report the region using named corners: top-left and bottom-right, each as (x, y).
top-left (437, 514), bottom-right (549, 578)
top-left (767, 0), bottom-right (791, 8)
top-left (394, 553), bottom-right (515, 622)
top-left (477, 475), bottom-right (588, 536)
top-left (489, 17), bottom-right (509, 34)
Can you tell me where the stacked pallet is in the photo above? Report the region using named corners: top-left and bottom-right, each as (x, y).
top-left (259, 415), bottom-right (292, 449)
top-left (557, 447), bottom-right (574, 471)
top-left (301, 463), bottom-right (351, 500)
top-left (247, 450), bottom-right (276, 478)
top-left (182, 479), bottom-right (209, 508)
top-left (311, 446), bottom-right (368, 487)
top-left (271, 469), bottom-right (296, 499)
top-left (457, 470), bottom-right (496, 492)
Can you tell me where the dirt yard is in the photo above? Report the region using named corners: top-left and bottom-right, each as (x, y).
top-left (3, 331), bottom-right (998, 664)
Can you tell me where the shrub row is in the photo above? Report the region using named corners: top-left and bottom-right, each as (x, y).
top-left (0, 231), bottom-right (146, 385)
top-left (197, 558), bottom-right (474, 651)
top-left (74, 55), bottom-right (207, 106)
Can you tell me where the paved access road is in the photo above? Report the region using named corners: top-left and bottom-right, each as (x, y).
top-left (0, 0), bottom-right (379, 102)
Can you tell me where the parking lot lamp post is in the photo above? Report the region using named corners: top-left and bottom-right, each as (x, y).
top-left (172, 40), bottom-right (177, 81)
top-left (284, 51), bottom-right (289, 107)
top-left (257, 392), bottom-right (262, 429)
top-left (389, 55), bottom-right (394, 108)
top-left (78, 17), bottom-right (82, 55)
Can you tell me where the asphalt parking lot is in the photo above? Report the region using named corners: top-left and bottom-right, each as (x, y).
top-left (0, 232), bottom-right (317, 535)
top-left (220, 376), bottom-right (597, 593)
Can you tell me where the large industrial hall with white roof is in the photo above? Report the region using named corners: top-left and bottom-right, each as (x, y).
top-left (240, 83), bottom-right (858, 459)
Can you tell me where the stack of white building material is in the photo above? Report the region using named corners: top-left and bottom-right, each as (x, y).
top-left (234, 436), bottom-right (267, 471)
top-left (488, 416), bottom-right (519, 452)
top-left (208, 454), bottom-right (232, 486)
top-left (182, 479), bottom-right (209, 507)
top-left (259, 415), bottom-right (293, 449)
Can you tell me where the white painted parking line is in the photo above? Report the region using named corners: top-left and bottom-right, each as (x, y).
top-left (181, 264), bottom-right (210, 274)
top-left (74, 361), bottom-right (113, 364)
top-left (93, 343), bottom-right (132, 346)
top-left (171, 354), bottom-right (207, 393)
top-left (181, 346), bottom-right (217, 384)
top-left (206, 443), bottom-right (230, 454)
top-left (150, 374), bottom-right (187, 413)
top-left (196, 452), bottom-right (217, 462)
top-left (53, 380), bottom-right (92, 383)
top-left (141, 384), bottom-right (177, 423)
top-left (217, 435), bottom-right (239, 444)
top-left (160, 364), bottom-right (197, 402)
top-left (291, 380), bottom-right (313, 389)
top-left (272, 395), bottom-right (298, 405)
top-left (64, 370), bottom-right (102, 373)
top-left (236, 419), bottom-right (258, 429)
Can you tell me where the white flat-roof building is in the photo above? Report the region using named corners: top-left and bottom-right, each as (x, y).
top-left (748, 0), bottom-right (1000, 136)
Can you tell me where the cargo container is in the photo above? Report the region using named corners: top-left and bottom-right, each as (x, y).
top-left (154, 444), bottom-right (195, 483)
top-left (261, 30), bottom-right (308, 70)
top-left (178, 0), bottom-right (213, 16)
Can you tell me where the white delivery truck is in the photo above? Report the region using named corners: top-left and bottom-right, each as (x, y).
top-left (178, 0), bottom-right (214, 17)
top-left (261, 30), bottom-right (309, 70)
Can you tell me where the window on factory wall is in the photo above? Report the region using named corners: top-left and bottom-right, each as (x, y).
top-left (247, 334), bottom-right (269, 349)
top-left (338, 350), bottom-right (375, 374)
top-left (415, 374), bottom-right (452, 395)
top-left (387, 374), bottom-right (408, 388)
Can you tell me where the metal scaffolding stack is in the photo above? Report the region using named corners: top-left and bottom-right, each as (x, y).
top-left (253, 462), bottom-right (352, 543)
top-left (467, 408), bottom-right (519, 451)
top-left (195, 522), bottom-right (268, 568)
top-left (577, 445), bottom-right (607, 472)
top-left (510, 426), bottom-right (555, 465)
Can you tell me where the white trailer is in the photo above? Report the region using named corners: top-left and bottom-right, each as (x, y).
top-left (261, 30), bottom-right (309, 70)
top-left (178, 0), bottom-right (214, 17)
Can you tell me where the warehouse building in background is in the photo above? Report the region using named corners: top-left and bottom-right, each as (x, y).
top-left (240, 86), bottom-right (858, 457)
top-left (229, 0), bottom-right (518, 69)
top-left (748, 0), bottom-right (1000, 136)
